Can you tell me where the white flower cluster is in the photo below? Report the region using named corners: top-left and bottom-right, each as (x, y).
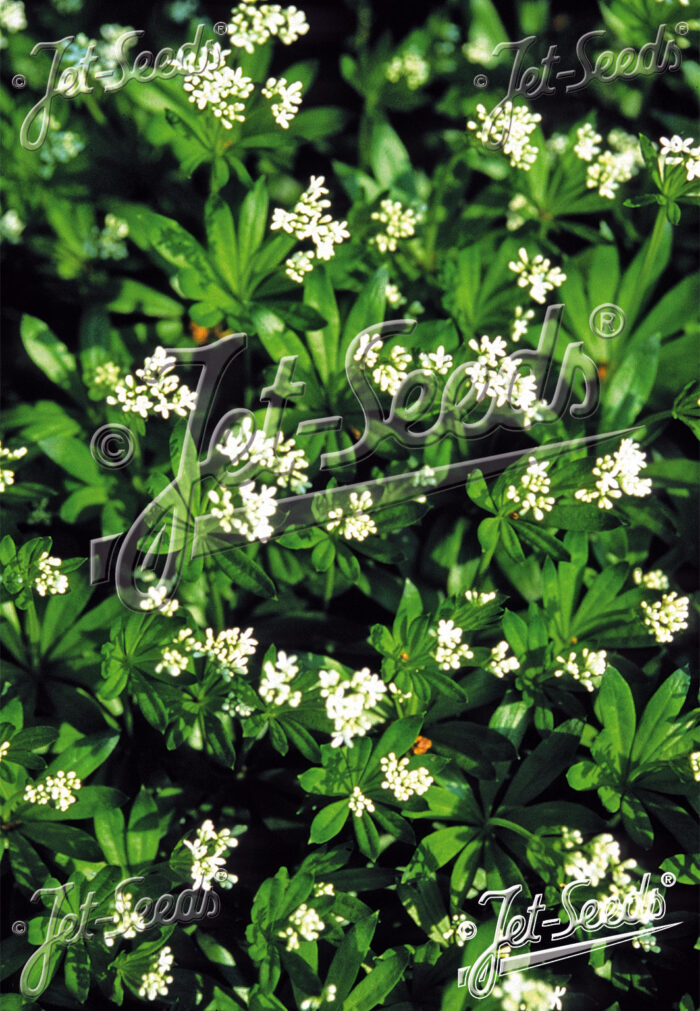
top-left (326, 489), bottom-right (377, 542)
top-left (208, 482), bottom-right (278, 542)
top-left (271, 176), bottom-right (350, 281)
top-left (104, 891), bottom-right (146, 947)
top-left (353, 335), bottom-right (413, 395)
top-left (467, 102), bottom-right (542, 170)
top-left (574, 437), bottom-right (652, 509)
top-left (488, 641), bottom-right (520, 678)
top-left (183, 50), bottom-right (254, 130)
top-left (419, 346), bottom-right (453, 375)
top-left (106, 347), bottom-right (197, 420)
top-left (261, 76), bottom-right (303, 128)
top-left (259, 650), bottom-right (301, 708)
top-left (585, 129), bottom-right (644, 200)
top-left (380, 752), bottom-right (433, 801)
top-left (495, 975), bottom-right (566, 1011)
top-left (560, 831), bottom-right (636, 891)
top-left (573, 122), bottom-right (602, 162)
top-left (508, 247), bottom-right (567, 304)
top-left (641, 592), bottom-right (690, 644)
top-left (0, 0), bottom-right (26, 48)
top-left (385, 282), bottom-right (406, 307)
top-left (156, 625), bottom-right (257, 677)
top-left (138, 946), bottom-right (174, 1002)
top-left (227, 1), bottom-right (309, 53)
top-left (279, 902), bottom-right (325, 950)
top-left (300, 985), bottom-right (338, 1010)
top-left (464, 335), bottom-right (540, 417)
top-left (96, 214), bottom-right (129, 260)
top-left (506, 457), bottom-right (555, 521)
top-left (319, 667), bottom-right (387, 747)
top-left (371, 198), bottom-right (421, 254)
top-left (506, 192), bottom-right (536, 232)
top-left (386, 49), bottom-right (429, 90)
top-left (0, 440), bottom-right (27, 492)
top-left (0, 740), bottom-right (10, 761)
top-left (24, 770), bottom-right (82, 812)
top-left (139, 584), bottom-right (179, 616)
top-left (658, 134), bottom-right (700, 184)
top-left (183, 819), bottom-right (239, 890)
top-left (633, 567), bottom-right (669, 590)
top-left (348, 785), bottom-right (375, 816)
top-left (217, 415), bottom-right (310, 493)
top-left (690, 751), bottom-right (700, 782)
top-left (432, 619), bottom-right (474, 671)
top-left (554, 648), bottom-right (607, 692)
top-left (464, 588), bottom-right (497, 605)
top-left (0, 208), bottom-right (25, 243)
top-left (510, 305), bottom-right (535, 342)
top-left (34, 552), bottom-right (69, 597)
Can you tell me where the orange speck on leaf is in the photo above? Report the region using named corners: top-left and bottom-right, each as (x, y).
top-left (412, 735), bottom-right (432, 755)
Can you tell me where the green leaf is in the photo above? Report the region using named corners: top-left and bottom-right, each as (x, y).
top-left (127, 788), bottom-right (162, 865)
top-left (325, 913), bottom-right (378, 1005)
top-left (211, 545), bottom-right (277, 599)
top-left (594, 669), bottom-right (636, 762)
top-left (503, 721), bottom-right (583, 806)
top-left (20, 315), bottom-right (80, 398)
top-left (238, 178), bottom-right (269, 270)
top-left (309, 800), bottom-right (350, 844)
top-left (94, 806), bottom-right (128, 866)
top-left (45, 732), bottom-right (119, 781)
top-left (21, 823), bottom-right (102, 861)
top-left (632, 669), bottom-right (690, 764)
top-left (344, 949), bottom-right (410, 1011)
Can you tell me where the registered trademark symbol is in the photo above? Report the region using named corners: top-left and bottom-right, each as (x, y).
top-left (473, 74), bottom-right (489, 88)
top-left (11, 75), bottom-right (26, 89)
top-left (661, 871), bottom-right (676, 887)
top-left (590, 303), bottom-right (626, 339)
top-left (12, 920), bottom-right (27, 935)
top-left (676, 21), bottom-right (688, 35)
top-left (214, 21), bottom-right (228, 35)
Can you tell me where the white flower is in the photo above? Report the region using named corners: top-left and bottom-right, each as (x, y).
top-left (506, 193), bottom-right (536, 231)
top-left (380, 752), bottom-right (433, 801)
top-left (495, 974), bottom-right (566, 1011)
top-left (432, 619), bottom-right (473, 671)
top-left (156, 627), bottom-right (198, 676)
top-left (690, 752), bottom-right (700, 782)
top-left (259, 650), bottom-right (301, 708)
top-left (633, 568), bottom-right (669, 590)
top-left (217, 415), bottom-right (310, 493)
top-left (442, 913), bottom-right (473, 947)
top-left (271, 175), bottom-right (349, 279)
top-left (386, 49), bottom-right (429, 90)
top-left (0, 0), bottom-right (26, 42)
top-left (574, 437), bottom-right (652, 509)
top-left (261, 76), bottom-right (303, 128)
top-left (279, 902), bottom-right (325, 950)
top-left (371, 198), bottom-right (421, 253)
top-left (488, 641), bottom-right (520, 678)
top-left (34, 552), bottom-right (69, 596)
top-left (385, 282), bottom-right (406, 307)
top-left (325, 489), bottom-right (377, 542)
top-left (508, 247), bottom-right (567, 304)
top-left (139, 584), bottom-right (179, 616)
top-left (554, 648), bottom-right (607, 692)
top-left (285, 249), bottom-right (314, 283)
top-left (586, 129), bottom-right (643, 199)
top-left (0, 740), bottom-right (10, 762)
top-left (201, 626), bottom-right (258, 674)
top-left (182, 49), bottom-right (254, 128)
top-left (0, 208), bottom-right (25, 243)
top-left (348, 785), bottom-right (375, 816)
top-left (138, 946), bottom-right (174, 1001)
top-left (510, 305), bottom-right (535, 342)
top-left (467, 101), bottom-right (541, 170)
top-left (506, 456), bottom-right (555, 521)
top-left (464, 588), bottom-right (497, 605)
top-left (574, 123), bottom-right (602, 162)
top-left (419, 346), bottom-right (453, 375)
top-left (319, 666), bottom-right (387, 747)
top-left (227, 1), bottom-right (309, 53)
top-left (208, 481), bottom-right (278, 541)
top-left (0, 440), bottom-right (27, 492)
top-left (97, 214), bottom-right (129, 260)
top-left (183, 819), bottom-right (238, 890)
top-left (641, 592), bottom-right (690, 643)
top-left (24, 771), bottom-right (82, 812)
top-left (560, 832), bottom-right (636, 890)
top-left (104, 891), bottom-right (146, 947)
top-left (106, 346), bottom-right (197, 420)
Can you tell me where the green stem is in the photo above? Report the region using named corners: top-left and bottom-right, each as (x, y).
top-left (324, 563), bottom-right (335, 608)
top-left (24, 596), bottom-right (41, 671)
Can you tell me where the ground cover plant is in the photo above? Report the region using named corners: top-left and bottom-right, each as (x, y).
top-left (0, 0), bottom-right (699, 1008)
